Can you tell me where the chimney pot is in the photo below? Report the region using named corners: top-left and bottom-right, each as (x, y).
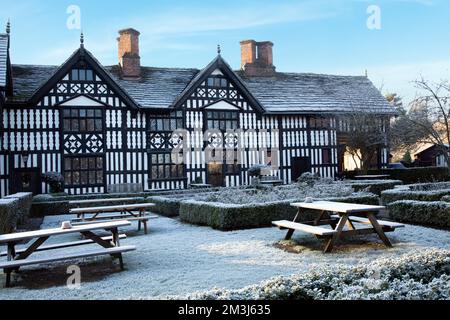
top-left (118, 28), bottom-right (141, 79)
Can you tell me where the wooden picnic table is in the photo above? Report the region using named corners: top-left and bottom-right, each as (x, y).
top-left (354, 175), bottom-right (390, 180)
top-left (69, 197), bottom-right (139, 207)
top-left (70, 203), bottom-right (156, 234)
top-left (0, 221), bottom-right (136, 287)
top-left (273, 201), bottom-right (404, 253)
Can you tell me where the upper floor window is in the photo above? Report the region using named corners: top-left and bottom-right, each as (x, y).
top-left (149, 111), bottom-right (183, 132)
top-left (207, 77), bottom-right (228, 88)
top-left (206, 111), bottom-right (239, 131)
top-left (63, 108), bottom-right (103, 132)
top-left (309, 117), bottom-right (330, 129)
top-left (71, 69), bottom-right (94, 82)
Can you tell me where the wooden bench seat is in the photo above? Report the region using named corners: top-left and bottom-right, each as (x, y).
top-left (0, 234), bottom-right (127, 258)
top-left (331, 215), bottom-right (405, 229)
top-left (0, 245), bottom-right (136, 270)
top-left (71, 214), bottom-right (158, 223)
top-left (272, 220), bottom-right (337, 236)
top-left (72, 217), bottom-right (152, 234)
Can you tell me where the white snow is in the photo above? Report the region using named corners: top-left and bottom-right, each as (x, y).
top-left (0, 214), bottom-right (449, 300)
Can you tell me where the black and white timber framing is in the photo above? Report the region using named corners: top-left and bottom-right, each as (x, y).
top-left (0, 27), bottom-right (396, 196)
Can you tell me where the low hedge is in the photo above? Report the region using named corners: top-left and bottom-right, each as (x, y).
top-left (343, 167), bottom-right (450, 184)
top-left (179, 193), bottom-right (379, 231)
top-left (0, 198), bottom-right (19, 234)
top-left (176, 249), bottom-right (450, 300)
top-left (146, 196), bottom-right (182, 217)
top-left (346, 180), bottom-right (403, 196)
top-left (4, 192), bottom-right (33, 225)
top-left (381, 182), bottom-right (450, 205)
top-left (388, 200), bottom-right (450, 228)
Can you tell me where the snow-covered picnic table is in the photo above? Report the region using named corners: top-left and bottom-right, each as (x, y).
top-left (70, 203), bottom-right (156, 234)
top-left (69, 197), bottom-right (138, 207)
top-left (0, 221), bottom-right (136, 287)
top-left (273, 201), bottom-right (404, 253)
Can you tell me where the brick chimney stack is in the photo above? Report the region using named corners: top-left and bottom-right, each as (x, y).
top-left (117, 28), bottom-right (141, 79)
top-left (240, 40), bottom-right (276, 77)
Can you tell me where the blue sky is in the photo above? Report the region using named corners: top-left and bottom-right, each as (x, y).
top-left (1, 0), bottom-right (449, 105)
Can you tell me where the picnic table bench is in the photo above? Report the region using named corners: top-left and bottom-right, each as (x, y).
top-left (273, 201), bottom-right (404, 253)
top-left (70, 203), bottom-right (156, 234)
top-left (0, 221), bottom-right (136, 287)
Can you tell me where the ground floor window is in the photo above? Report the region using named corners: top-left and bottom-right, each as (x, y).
top-left (64, 156), bottom-right (104, 187)
top-left (150, 153), bottom-right (184, 180)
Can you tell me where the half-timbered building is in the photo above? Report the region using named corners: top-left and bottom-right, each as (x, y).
top-left (0, 25), bottom-right (396, 196)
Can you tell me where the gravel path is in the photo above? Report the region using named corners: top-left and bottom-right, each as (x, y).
top-left (0, 215), bottom-right (449, 300)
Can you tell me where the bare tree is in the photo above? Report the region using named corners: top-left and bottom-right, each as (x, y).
top-left (391, 77), bottom-right (450, 172)
top-left (340, 111), bottom-right (388, 173)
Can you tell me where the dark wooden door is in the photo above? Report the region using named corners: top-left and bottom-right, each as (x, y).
top-left (207, 163), bottom-right (224, 187)
top-left (11, 168), bottom-right (41, 195)
top-left (291, 157), bottom-right (311, 182)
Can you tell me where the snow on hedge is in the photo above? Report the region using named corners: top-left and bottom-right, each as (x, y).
top-left (190, 181), bottom-right (359, 205)
top-left (175, 249), bottom-right (450, 300)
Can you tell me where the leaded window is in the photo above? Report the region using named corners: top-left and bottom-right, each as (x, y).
top-left (149, 111), bottom-right (183, 132)
top-left (64, 156), bottom-right (103, 187)
top-left (63, 108), bottom-right (103, 133)
top-left (150, 153), bottom-right (184, 180)
top-left (309, 117), bottom-right (330, 129)
top-left (206, 111), bottom-right (239, 130)
top-left (71, 68), bottom-right (94, 82)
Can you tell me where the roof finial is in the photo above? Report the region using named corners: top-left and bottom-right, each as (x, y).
top-left (80, 31), bottom-right (84, 47)
top-left (365, 69), bottom-right (368, 78)
top-left (217, 44), bottom-right (221, 55)
top-left (6, 19), bottom-right (10, 35)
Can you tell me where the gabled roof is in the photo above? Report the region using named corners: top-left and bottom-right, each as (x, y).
top-left (170, 55), bottom-right (266, 113)
top-left (18, 46), bottom-right (139, 109)
top-left (0, 34), bottom-right (8, 88)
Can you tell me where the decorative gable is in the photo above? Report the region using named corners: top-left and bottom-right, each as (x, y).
top-left (29, 47), bottom-right (139, 109)
top-left (172, 56), bottom-right (265, 114)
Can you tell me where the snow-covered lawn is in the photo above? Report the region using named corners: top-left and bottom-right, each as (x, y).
top-left (0, 214), bottom-right (449, 300)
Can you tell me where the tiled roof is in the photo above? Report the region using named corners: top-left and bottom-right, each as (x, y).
top-left (10, 60), bottom-right (395, 115)
top-left (106, 65), bottom-right (199, 109)
top-left (237, 72), bottom-right (395, 114)
top-left (0, 34), bottom-right (8, 88)
top-left (11, 64), bottom-right (58, 101)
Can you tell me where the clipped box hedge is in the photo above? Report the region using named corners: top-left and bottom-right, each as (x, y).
top-left (146, 196), bottom-right (182, 217)
top-left (346, 180), bottom-right (403, 196)
top-left (179, 193), bottom-right (380, 231)
top-left (381, 182), bottom-right (450, 205)
top-left (4, 192), bottom-right (33, 225)
top-left (388, 200), bottom-right (450, 228)
top-left (0, 198), bottom-right (19, 234)
top-left (343, 167), bottom-right (450, 184)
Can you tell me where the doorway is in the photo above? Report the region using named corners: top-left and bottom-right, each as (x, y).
top-left (11, 168), bottom-right (41, 195)
top-left (207, 163), bottom-right (224, 187)
top-left (291, 157), bottom-right (311, 182)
